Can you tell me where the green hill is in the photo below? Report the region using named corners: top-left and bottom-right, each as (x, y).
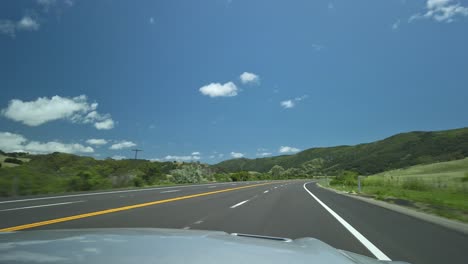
top-left (214, 127), bottom-right (468, 175)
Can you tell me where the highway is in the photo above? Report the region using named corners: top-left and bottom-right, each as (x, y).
top-left (1, 180), bottom-right (467, 264)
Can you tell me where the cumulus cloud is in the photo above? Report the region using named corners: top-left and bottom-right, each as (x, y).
top-left (256, 152), bottom-right (272, 157)
top-left (17, 16), bottom-right (40, 31)
top-left (0, 16), bottom-right (40, 37)
top-left (164, 155), bottom-right (200, 161)
top-left (280, 100), bottom-right (294, 109)
top-left (109, 141), bottom-right (136, 150)
top-left (191, 151), bottom-right (200, 155)
top-left (0, 131), bottom-right (93, 154)
top-left (280, 95), bottom-right (308, 109)
top-left (86, 139), bottom-right (108, 146)
top-left (230, 152), bottom-right (244, 158)
top-left (279, 146), bottom-right (300, 154)
top-left (199, 82), bottom-right (238, 97)
top-left (1, 95), bottom-right (115, 130)
top-left (410, 0), bottom-right (468, 23)
top-left (240, 72), bottom-right (259, 84)
top-left (94, 119), bottom-right (115, 130)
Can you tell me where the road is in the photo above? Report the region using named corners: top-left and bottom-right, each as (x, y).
top-left (1, 180), bottom-right (467, 263)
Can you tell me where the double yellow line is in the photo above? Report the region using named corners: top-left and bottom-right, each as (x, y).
top-left (0, 182), bottom-right (271, 232)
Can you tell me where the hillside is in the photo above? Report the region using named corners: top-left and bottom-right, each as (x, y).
top-left (214, 127), bottom-right (468, 175)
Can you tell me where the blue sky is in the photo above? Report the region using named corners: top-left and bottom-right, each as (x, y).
top-left (1, 0), bottom-right (467, 163)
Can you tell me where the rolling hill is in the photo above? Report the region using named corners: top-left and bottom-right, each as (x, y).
top-left (214, 127), bottom-right (468, 175)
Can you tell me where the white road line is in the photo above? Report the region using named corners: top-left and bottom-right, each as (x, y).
top-left (303, 183), bottom-right (391, 261)
top-left (264, 190), bottom-right (269, 194)
top-left (0, 201), bottom-right (85, 212)
top-left (194, 220), bottom-right (203, 224)
top-left (274, 187), bottom-right (278, 189)
top-left (207, 186), bottom-right (217, 188)
top-left (230, 200), bottom-right (249, 208)
top-left (0, 182), bottom-right (239, 204)
top-left (183, 226), bottom-right (190, 230)
top-left (160, 190), bottom-right (180, 193)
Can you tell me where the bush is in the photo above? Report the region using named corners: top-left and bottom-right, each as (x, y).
top-left (4, 158), bottom-right (23, 165)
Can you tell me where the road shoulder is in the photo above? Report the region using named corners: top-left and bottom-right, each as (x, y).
top-left (316, 182), bottom-right (468, 235)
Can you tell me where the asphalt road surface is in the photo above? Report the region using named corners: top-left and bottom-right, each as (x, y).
top-left (1, 180), bottom-right (467, 264)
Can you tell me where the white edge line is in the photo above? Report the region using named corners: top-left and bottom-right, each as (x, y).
top-left (0, 200), bottom-right (85, 212)
top-left (0, 182), bottom-right (246, 204)
top-left (264, 190), bottom-right (269, 193)
top-left (303, 182), bottom-right (391, 261)
top-left (230, 200), bottom-right (249, 209)
top-left (160, 190), bottom-right (180, 193)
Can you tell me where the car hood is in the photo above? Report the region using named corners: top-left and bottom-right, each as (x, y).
top-left (0, 228), bottom-right (409, 264)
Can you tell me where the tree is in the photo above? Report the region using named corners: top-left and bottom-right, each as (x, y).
top-left (269, 165), bottom-right (285, 179)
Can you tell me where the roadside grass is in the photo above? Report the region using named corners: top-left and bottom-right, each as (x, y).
top-left (322, 158), bottom-right (468, 223)
top-left (0, 155), bottom-right (30, 168)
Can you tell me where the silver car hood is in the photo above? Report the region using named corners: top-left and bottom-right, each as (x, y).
top-left (0, 228), bottom-right (409, 264)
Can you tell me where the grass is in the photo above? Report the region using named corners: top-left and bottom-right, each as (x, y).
top-left (324, 158), bottom-right (468, 223)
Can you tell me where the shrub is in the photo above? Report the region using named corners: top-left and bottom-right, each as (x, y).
top-left (4, 158), bottom-right (23, 165)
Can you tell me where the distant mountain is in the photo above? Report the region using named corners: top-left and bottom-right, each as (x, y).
top-left (213, 127), bottom-right (468, 175)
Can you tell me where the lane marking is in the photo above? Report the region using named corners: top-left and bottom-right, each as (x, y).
top-left (0, 183), bottom-right (271, 232)
top-left (0, 201), bottom-right (84, 212)
top-left (194, 220), bottom-right (203, 225)
top-left (160, 190), bottom-right (180, 193)
top-left (264, 190), bottom-right (269, 194)
top-left (183, 227), bottom-right (190, 230)
top-left (303, 183), bottom-right (391, 261)
top-left (230, 200), bottom-right (249, 209)
top-left (0, 182), bottom-right (249, 205)
top-left (207, 186), bottom-right (217, 188)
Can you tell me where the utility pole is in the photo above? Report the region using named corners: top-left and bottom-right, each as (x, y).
top-left (132, 149), bottom-right (142, 160)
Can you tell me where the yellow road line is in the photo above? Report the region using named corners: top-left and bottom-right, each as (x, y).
top-left (0, 182), bottom-right (272, 232)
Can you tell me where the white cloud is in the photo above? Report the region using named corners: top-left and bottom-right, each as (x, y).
top-left (86, 139), bottom-right (108, 145)
top-left (279, 146), bottom-right (300, 154)
top-left (1, 95), bottom-right (115, 130)
top-left (280, 100), bottom-right (295, 109)
top-left (280, 95), bottom-right (308, 109)
top-left (240, 72), bottom-right (259, 84)
top-left (94, 119), bottom-right (114, 130)
top-left (17, 16), bottom-right (40, 31)
top-left (218, 153), bottom-right (224, 158)
top-left (191, 151), bottom-right (200, 155)
top-left (199, 82), bottom-right (238, 97)
top-left (410, 0), bottom-right (468, 23)
top-left (0, 131), bottom-right (94, 154)
top-left (109, 141), bottom-right (136, 150)
top-left (230, 152), bottom-right (244, 158)
top-left (209, 155), bottom-right (215, 159)
top-left (111, 155), bottom-right (126, 160)
top-left (256, 152), bottom-right (272, 157)
top-left (392, 19), bottom-right (401, 30)
top-left (164, 155), bottom-right (200, 161)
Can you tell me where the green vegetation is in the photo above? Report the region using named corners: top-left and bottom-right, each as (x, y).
top-left (0, 152), bottom-right (286, 197)
top-left (325, 158), bottom-right (468, 223)
top-left (214, 127), bottom-right (468, 175)
top-left (4, 157), bottom-right (23, 165)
